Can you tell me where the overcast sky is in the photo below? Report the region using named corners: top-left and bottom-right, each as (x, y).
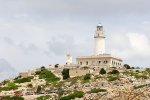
top-left (0, 0), bottom-right (150, 80)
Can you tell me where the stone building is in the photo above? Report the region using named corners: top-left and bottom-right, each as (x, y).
top-left (76, 24), bottom-right (123, 69)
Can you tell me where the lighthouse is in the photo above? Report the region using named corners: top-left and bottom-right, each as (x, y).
top-left (76, 23), bottom-right (122, 68)
top-left (94, 23), bottom-right (105, 55)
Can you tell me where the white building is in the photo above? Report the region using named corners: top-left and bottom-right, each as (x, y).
top-left (76, 23), bottom-right (123, 69)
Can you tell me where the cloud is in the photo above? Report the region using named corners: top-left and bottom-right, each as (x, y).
top-left (127, 33), bottom-right (150, 56)
top-left (109, 32), bottom-right (150, 67)
top-left (0, 58), bottom-right (17, 81)
top-left (0, 0), bottom-right (149, 75)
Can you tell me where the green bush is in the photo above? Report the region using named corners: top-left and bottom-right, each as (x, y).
top-left (84, 74), bottom-right (91, 80)
top-left (55, 64), bottom-right (59, 68)
top-left (2, 80), bottom-right (10, 85)
top-left (14, 76), bottom-right (33, 83)
top-left (27, 84), bottom-right (33, 88)
top-left (37, 95), bottom-right (51, 100)
top-left (134, 74), bottom-right (148, 79)
top-left (90, 88), bottom-right (107, 93)
top-left (0, 82), bottom-right (18, 92)
top-left (108, 70), bottom-right (119, 74)
top-left (59, 91), bottom-right (84, 100)
top-left (62, 68), bottom-right (70, 80)
top-left (124, 64), bottom-right (131, 69)
top-left (1, 96), bottom-right (24, 100)
top-left (99, 68), bottom-right (106, 75)
top-left (108, 76), bottom-right (119, 81)
top-left (36, 68), bottom-right (60, 83)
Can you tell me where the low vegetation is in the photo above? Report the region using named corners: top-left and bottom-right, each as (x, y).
top-left (27, 84), bottom-right (33, 88)
top-left (35, 67), bottom-right (60, 83)
top-left (14, 76), bottom-right (33, 83)
top-left (59, 91), bottom-right (84, 100)
top-left (90, 88), bottom-right (107, 93)
top-left (62, 68), bottom-right (70, 80)
top-left (1, 96), bottom-right (24, 100)
top-left (134, 84), bottom-right (148, 89)
top-left (123, 70), bottom-right (148, 79)
top-left (84, 74), bottom-right (91, 80)
top-left (55, 64), bottom-right (59, 68)
top-left (108, 76), bottom-right (119, 81)
top-left (37, 95), bottom-right (52, 100)
top-left (0, 82), bottom-right (18, 92)
top-left (99, 68), bottom-right (106, 75)
top-left (108, 70), bottom-right (120, 75)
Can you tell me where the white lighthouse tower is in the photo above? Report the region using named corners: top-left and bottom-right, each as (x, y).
top-left (94, 23), bottom-right (105, 55)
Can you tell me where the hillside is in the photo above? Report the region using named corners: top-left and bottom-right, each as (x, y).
top-left (0, 66), bottom-right (150, 100)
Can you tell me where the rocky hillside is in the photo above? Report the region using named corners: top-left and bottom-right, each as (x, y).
top-left (0, 67), bottom-right (150, 100)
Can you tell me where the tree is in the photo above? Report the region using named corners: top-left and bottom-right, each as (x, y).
top-left (41, 66), bottom-right (45, 71)
top-left (99, 68), bottom-right (106, 75)
top-left (55, 64), bottom-right (59, 68)
top-left (124, 64), bottom-right (131, 69)
top-left (62, 68), bottom-right (70, 80)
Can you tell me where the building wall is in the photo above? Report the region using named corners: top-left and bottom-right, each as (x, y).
top-left (69, 68), bottom-right (90, 77)
top-left (76, 57), bottom-right (122, 69)
top-left (95, 37), bottom-right (105, 55)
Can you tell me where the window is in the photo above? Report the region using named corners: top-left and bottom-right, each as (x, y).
top-left (86, 61), bottom-right (88, 65)
top-left (98, 61), bottom-right (101, 64)
top-left (104, 61), bottom-right (108, 64)
top-left (106, 61), bottom-right (108, 64)
top-left (80, 62), bottom-right (82, 65)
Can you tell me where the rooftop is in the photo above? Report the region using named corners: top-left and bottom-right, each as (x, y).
top-left (76, 54), bottom-right (123, 61)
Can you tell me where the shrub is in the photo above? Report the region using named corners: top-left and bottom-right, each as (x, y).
top-left (59, 91), bottom-right (84, 100)
top-left (2, 80), bottom-right (10, 85)
top-left (99, 68), bottom-right (106, 75)
top-left (62, 68), bottom-right (70, 80)
top-left (27, 84), bottom-right (33, 88)
top-left (55, 64), bottom-right (59, 68)
top-left (14, 76), bottom-right (33, 83)
top-left (108, 76), bottom-right (119, 81)
top-left (37, 95), bottom-right (51, 100)
top-left (1, 96), bottom-right (24, 100)
top-left (36, 68), bottom-right (60, 83)
top-left (124, 64), bottom-right (131, 69)
top-left (84, 74), bottom-right (91, 80)
top-left (135, 70), bottom-right (139, 72)
top-left (108, 70), bottom-right (119, 74)
top-left (11, 96), bottom-right (24, 100)
top-left (0, 82), bottom-right (18, 92)
top-left (90, 88), bottom-right (107, 93)
top-left (134, 74), bottom-right (148, 79)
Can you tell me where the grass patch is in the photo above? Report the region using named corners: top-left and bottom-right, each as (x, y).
top-left (107, 76), bottom-right (119, 81)
top-left (37, 95), bottom-right (52, 100)
top-left (14, 76), bottom-right (33, 83)
top-left (0, 82), bottom-right (18, 92)
top-left (35, 67), bottom-right (60, 83)
top-left (134, 84), bottom-right (148, 89)
top-left (1, 96), bottom-right (24, 100)
top-left (59, 91), bottom-right (84, 100)
top-left (90, 88), bottom-right (107, 93)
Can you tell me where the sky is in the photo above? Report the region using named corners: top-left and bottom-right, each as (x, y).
top-left (0, 0), bottom-right (150, 81)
